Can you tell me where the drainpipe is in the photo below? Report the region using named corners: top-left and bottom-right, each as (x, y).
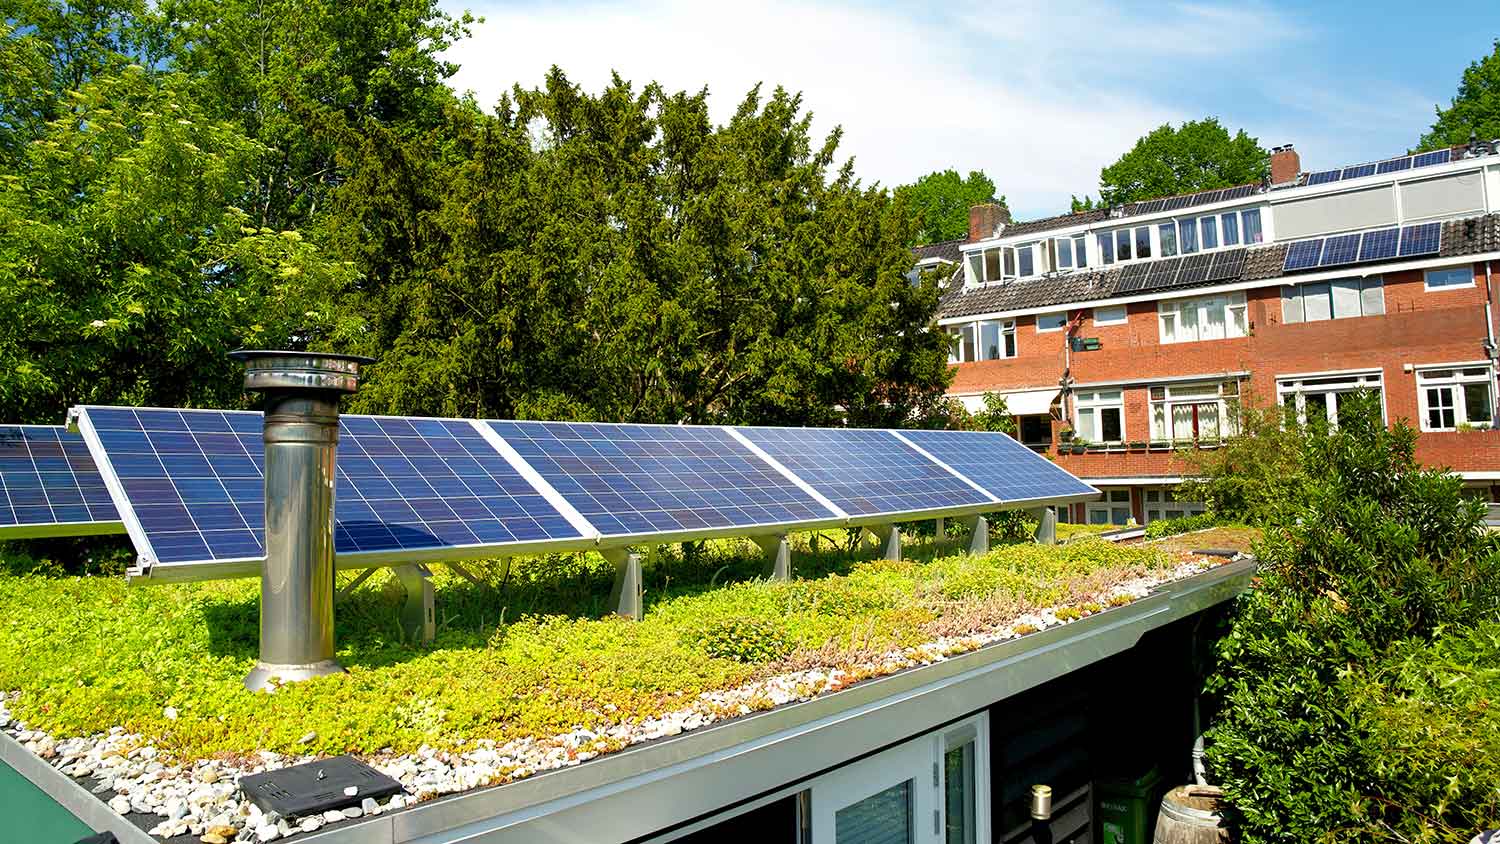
top-left (1486, 261), bottom-right (1498, 423)
top-left (232, 350), bottom-right (374, 692)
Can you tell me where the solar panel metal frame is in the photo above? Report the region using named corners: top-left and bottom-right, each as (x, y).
top-left (1219, 185), bottom-right (1255, 201)
top-left (1282, 239), bottom-right (1325, 271)
top-left (1376, 156), bottom-right (1412, 174)
top-left (0, 424), bottom-right (126, 539)
top-left (74, 407), bottom-right (601, 583)
top-left (1412, 149), bottom-right (1451, 168)
top-left (1319, 233), bottom-right (1361, 267)
top-left (1163, 195), bottom-right (1194, 212)
top-left (1357, 227), bottom-right (1400, 262)
top-left (1398, 222), bottom-right (1441, 257)
top-left (1133, 199), bottom-right (1166, 215)
top-left (1116, 262), bottom-right (1151, 292)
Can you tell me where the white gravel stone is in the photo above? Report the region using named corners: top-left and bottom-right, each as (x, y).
top-left (163, 707), bottom-right (178, 720)
top-left (254, 822), bottom-right (281, 842)
top-left (108, 795), bottom-right (130, 814)
top-left (322, 810), bottom-right (344, 824)
top-left (341, 806), bottom-right (363, 819)
top-left (299, 817), bottom-right (322, 833)
top-left (360, 798), bottom-right (380, 815)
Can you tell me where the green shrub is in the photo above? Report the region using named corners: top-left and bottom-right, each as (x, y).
top-left (1142, 512), bottom-right (1217, 539)
top-left (1204, 393), bottom-right (1500, 843)
top-left (691, 616), bottom-right (794, 663)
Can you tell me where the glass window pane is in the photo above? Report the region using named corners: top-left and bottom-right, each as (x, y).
top-left (1102, 408), bottom-right (1123, 441)
top-left (1077, 408), bottom-right (1096, 441)
top-left (1089, 509), bottom-right (1109, 525)
top-left (1004, 323), bottom-right (1017, 357)
top-left (1361, 278), bottom-right (1385, 316)
top-left (1097, 233), bottom-right (1114, 264)
top-left (1110, 506), bottom-right (1130, 526)
top-left (979, 322), bottom-right (1001, 360)
top-left (1303, 283), bottom-right (1332, 321)
top-left (1200, 299), bottom-right (1226, 340)
top-left (1221, 212), bottom-right (1239, 245)
top-left (1465, 383), bottom-right (1493, 423)
top-left (1057, 238), bottom-right (1073, 268)
top-left (836, 780), bottom-right (912, 844)
top-left (1178, 303), bottom-right (1199, 340)
top-left (1331, 280), bottom-right (1362, 319)
top-left (1200, 217), bottom-right (1218, 250)
top-left (1003, 248), bottom-right (1016, 278)
top-left (983, 249), bottom-right (1000, 281)
top-left (1307, 392), bottom-right (1330, 426)
top-left (1179, 220), bottom-right (1199, 253)
top-left (1159, 222), bottom-right (1178, 257)
top-left (1018, 246), bottom-right (1034, 276)
top-left (1136, 227), bottom-right (1152, 259)
top-left (1281, 287), bottom-right (1303, 323)
top-left (1242, 209), bottom-right (1263, 243)
top-left (1074, 236), bottom-right (1088, 268)
top-left (961, 324), bottom-right (976, 362)
top-left (945, 743), bottom-right (976, 844)
top-left (1116, 229), bottom-right (1132, 261)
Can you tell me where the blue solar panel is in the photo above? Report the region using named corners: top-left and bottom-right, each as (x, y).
top-left (1376, 156), bottom-right (1412, 174)
top-left (488, 421), bottom-right (836, 537)
top-left (1341, 163), bottom-right (1377, 180)
top-left (1398, 222), bottom-right (1441, 257)
top-left (1358, 228), bottom-right (1399, 262)
top-left (80, 408), bottom-right (581, 565)
top-left (0, 426), bottom-right (120, 536)
top-left (1283, 239), bottom-right (1325, 271)
top-left (735, 427), bottom-right (992, 518)
top-left (897, 430), bottom-right (1094, 504)
top-left (1306, 170), bottom-right (1342, 186)
top-left (1412, 149), bottom-right (1451, 168)
top-left (1319, 233), bottom-right (1361, 267)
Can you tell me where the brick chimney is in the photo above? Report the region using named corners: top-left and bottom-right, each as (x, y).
top-left (1270, 144), bottom-right (1301, 186)
top-left (968, 203), bottom-right (1011, 242)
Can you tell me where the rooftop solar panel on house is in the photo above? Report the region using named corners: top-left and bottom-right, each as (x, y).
top-left (1357, 227), bottom-right (1400, 262)
top-left (1116, 262), bottom-right (1151, 293)
top-left (1319, 233), bottom-right (1361, 267)
top-left (1376, 156), bottom-right (1412, 174)
top-left (0, 426), bottom-right (123, 538)
top-left (734, 427), bottom-right (993, 519)
top-left (1341, 163), bottom-right (1377, 180)
top-left (1206, 249), bottom-right (1246, 282)
top-left (896, 430), bottom-right (1096, 504)
top-left (1219, 185), bottom-right (1255, 201)
top-left (1163, 195), bottom-right (1194, 212)
top-left (1143, 257), bottom-right (1183, 290)
top-left (487, 421), bottom-right (838, 538)
top-left (1134, 199), bottom-right (1166, 215)
top-left (1282, 239), bottom-right (1325, 271)
top-left (1412, 149), bottom-right (1452, 168)
top-left (1398, 222), bottom-right (1441, 257)
top-left (75, 407), bottom-right (587, 571)
top-left (1306, 170), bottom-right (1342, 186)
top-left (1175, 253), bottom-right (1213, 287)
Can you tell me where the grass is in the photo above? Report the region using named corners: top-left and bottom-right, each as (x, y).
top-left (0, 531), bottom-right (1196, 764)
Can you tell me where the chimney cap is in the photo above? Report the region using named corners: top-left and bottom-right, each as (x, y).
top-left (229, 349), bottom-right (375, 394)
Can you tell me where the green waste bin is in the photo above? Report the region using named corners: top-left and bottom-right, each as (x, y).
top-left (1096, 767), bottom-right (1163, 844)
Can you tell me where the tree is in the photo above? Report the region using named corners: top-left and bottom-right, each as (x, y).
top-left (1418, 39), bottom-right (1500, 151)
top-left (894, 169), bottom-right (1002, 245)
top-left (1176, 395), bottom-right (1307, 524)
top-left (1095, 118), bottom-right (1267, 207)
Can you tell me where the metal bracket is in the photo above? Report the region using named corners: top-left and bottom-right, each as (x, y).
top-left (601, 548), bottom-right (643, 621)
top-left (1030, 506), bottom-right (1058, 546)
top-left (446, 560), bottom-right (486, 590)
top-left (753, 535), bottom-right (792, 581)
top-left (336, 567), bottom-right (377, 600)
top-left (863, 525), bottom-right (903, 561)
top-left (961, 515), bottom-right (989, 555)
top-left (393, 563), bottom-right (435, 644)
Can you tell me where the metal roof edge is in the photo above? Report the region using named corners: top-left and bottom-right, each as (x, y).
top-left (0, 732), bottom-right (158, 844)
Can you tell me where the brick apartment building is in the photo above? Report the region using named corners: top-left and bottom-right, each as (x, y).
top-left (924, 140), bottom-right (1500, 527)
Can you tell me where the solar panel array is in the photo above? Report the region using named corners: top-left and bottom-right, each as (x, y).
top-left (1123, 183), bottom-right (1258, 219)
top-left (897, 430), bottom-right (1095, 503)
top-left (1301, 147), bottom-right (1456, 188)
top-left (0, 426), bottom-right (121, 538)
top-left (1113, 249), bottom-right (1246, 296)
top-left (1282, 222), bottom-right (1443, 273)
top-left (73, 408), bottom-right (1097, 575)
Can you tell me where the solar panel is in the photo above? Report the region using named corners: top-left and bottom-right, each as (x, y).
top-left (1319, 233), bottom-right (1361, 266)
top-left (1133, 199), bottom-right (1166, 215)
top-left (1175, 253), bottom-right (1213, 287)
top-left (1412, 148), bottom-right (1452, 168)
top-left (76, 407), bottom-right (585, 569)
top-left (1341, 163), bottom-right (1377, 180)
top-left (0, 426), bottom-right (123, 538)
top-left (1144, 257), bottom-right (1182, 290)
top-left (1398, 222), bottom-right (1441, 257)
top-left (1376, 156), bottom-right (1412, 174)
top-left (488, 421), bottom-right (838, 538)
top-left (1206, 249), bottom-right (1246, 282)
top-left (896, 430), bottom-right (1095, 504)
top-left (1190, 189), bottom-right (1224, 208)
top-left (1306, 170), bottom-right (1342, 186)
top-left (734, 427), bottom-right (993, 519)
top-left (1220, 185), bottom-right (1255, 201)
top-left (1357, 227), bottom-right (1399, 262)
top-left (1283, 239), bottom-right (1325, 271)
top-left (1117, 262), bottom-right (1151, 292)
top-left (1163, 194), bottom-right (1194, 212)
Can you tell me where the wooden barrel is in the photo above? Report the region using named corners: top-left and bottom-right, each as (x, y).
top-left (1153, 785), bottom-right (1230, 844)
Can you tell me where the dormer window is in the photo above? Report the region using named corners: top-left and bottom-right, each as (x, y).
top-left (1052, 235), bottom-right (1088, 271)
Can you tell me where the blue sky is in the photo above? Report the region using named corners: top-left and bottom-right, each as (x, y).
top-left (443, 1), bottom-right (1497, 220)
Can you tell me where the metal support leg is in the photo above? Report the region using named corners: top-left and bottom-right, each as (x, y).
top-left (1031, 506), bottom-right (1057, 546)
top-left (393, 564), bottom-right (435, 644)
top-left (602, 549), bottom-right (643, 621)
top-left (753, 535), bottom-right (792, 581)
top-left (336, 568), bottom-right (377, 601)
top-left (864, 525), bottom-right (903, 561)
top-left (446, 561), bottom-right (487, 589)
top-left (962, 515), bottom-right (989, 555)
top-left (934, 517), bottom-right (945, 543)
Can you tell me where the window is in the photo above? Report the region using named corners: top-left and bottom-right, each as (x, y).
top-left (1159, 222), bottom-right (1178, 257)
top-left (942, 724), bottom-right (981, 844)
top-left (1087, 489), bottom-right (1132, 526)
top-left (1149, 381), bottom-right (1240, 443)
top-left (1094, 305), bottom-right (1127, 326)
top-left (1278, 371), bottom-right (1383, 427)
top-left (1097, 232), bottom-right (1115, 265)
top-left (968, 246), bottom-right (1033, 283)
top-left (1056, 237), bottom-right (1073, 270)
top-left (1417, 366), bottom-right (1494, 431)
top-left (1036, 311), bottom-right (1067, 332)
top-left (1241, 208), bottom-right (1263, 243)
top-left (1426, 267), bottom-right (1473, 290)
top-left (1199, 217), bottom-right (1218, 250)
top-left (1017, 245), bottom-right (1034, 277)
top-left (1073, 235), bottom-right (1088, 268)
top-left (1144, 487), bottom-right (1207, 523)
top-left (1003, 248), bottom-right (1017, 278)
top-left (1282, 277), bottom-right (1383, 322)
top-left (1178, 219), bottom-right (1199, 254)
top-left (1019, 415), bottom-right (1051, 448)
top-left (1115, 229), bottom-right (1132, 262)
top-left (977, 320), bottom-right (1016, 360)
top-left (1221, 212), bottom-right (1239, 246)
top-left (1134, 226), bottom-right (1152, 259)
top-left (1075, 390), bottom-right (1124, 443)
top-left (1159, 292), bottom-right (1248, 344)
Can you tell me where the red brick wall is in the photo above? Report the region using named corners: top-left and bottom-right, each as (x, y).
top-left (949, 260), bottom-right (1500, 479)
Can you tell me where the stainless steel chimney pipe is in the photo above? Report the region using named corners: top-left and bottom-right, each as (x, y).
top-left (230, 350), bottom-right (374, 692)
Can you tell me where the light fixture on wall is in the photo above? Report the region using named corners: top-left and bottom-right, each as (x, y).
top-left (1030, 784), bottom-right (1053, 821)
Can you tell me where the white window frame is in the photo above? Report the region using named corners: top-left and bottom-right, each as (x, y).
top-left (1416, 364), bottom-right (1495, 432)
top-left (1036, 311), bottom-right (1067, 333)
top-left (1241, 208), bottom-right (1264, 244)
top-left (1276, 370), bottom-right (1384, 427)
top-left (1281, 277), bottom-right (1384, 323)
top-left (1087, 488), bottom-right (1133, 526)
top-left (1148, 380), bottom-right (1241, 444)
top-left (1425, 266), bottom-right (1474, 291)
top-left (1158, 292), bottom-right (1248, 344)
top-left (945, 324), bottom-right (974, 364)
top-left (1143, 486), bottom-right (1207, 523)
top-left (976, 319), bottom-right (1017, 361)
top-left (1094, 305), bottom-right (1127, 326)
top-left (1074, 389), bottom-right (1125, 443)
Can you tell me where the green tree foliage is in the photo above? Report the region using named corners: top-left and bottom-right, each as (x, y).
top-left (1068, 194), bottom-right (1097, 213)
top-left (1177, 396), bottom-right (1308, 524)
top-left (894, 169), bottom-right (1002, 245)
top-left (1095, 118), bottom-right (1267, 207)
top-left (1204, 393), bottom-right (1500, 842)
top-left (1419, 39), bottom-right (1500, 151)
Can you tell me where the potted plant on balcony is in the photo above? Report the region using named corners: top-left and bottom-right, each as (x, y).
top-left (1127, 440), bottom-right (1147, 451)
top-left (1068, 439), bottom-right (1088, 455)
